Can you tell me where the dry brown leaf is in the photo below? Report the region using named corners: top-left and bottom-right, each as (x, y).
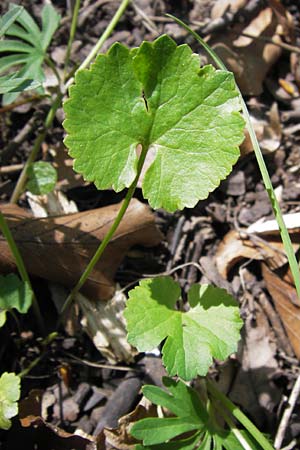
top-left (27, 190), bottom-right (78, 218)
top-left (0, 199), bottom-right (162, 300)
top-left (215, 229), bottom-right (296, 278)
top-left (262, 264), bottom-right (300, 358)
top-left (102, 399), bottom-right (157, 450)
top-left (17, 389), bottom-right (96, 450)
top-left (211, 0), bottom-right (247, 20)
top-left (51, 144), bottom-right (86, 191)
top-left (78, 290), bottom-right (137, 363)
top-left (240, 102), bottom-right (282, 156)
top-left (229, 307), bottom-right (280, 427)
top-left (210, 6), bottom-right (291, 95)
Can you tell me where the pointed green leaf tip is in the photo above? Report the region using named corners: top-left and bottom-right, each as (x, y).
top-left (124, 277), bottom-right (243, 380)
top-left (63, 34), bottom-right (245, 212)
top-left (0, 372), bottom-right (21, 430)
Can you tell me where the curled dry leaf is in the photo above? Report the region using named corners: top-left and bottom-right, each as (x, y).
top-left (215, 229), bottom-right (298, 278)
top-left (247, 212), bottom-right (300, 234)
top-left (78, 290), bottom-right (137, 364)
top-left (17, 389), bottom-right (96, 450)
top-left (0, 199), bottom-right (162, 300)
top-left (216, 220), bottom-right (300, 359)
top-left (262, 264), bottom-right (300, 359)
top-left (26, 190), bottom-right (78, 218)
top-left (209, 6), bottom-right (293, 95)
top-left (211, 0), bottom-right (247, 19)
top-left (102, 397), bottom-right (157, 450)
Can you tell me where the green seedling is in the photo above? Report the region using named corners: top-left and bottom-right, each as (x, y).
top-left (0, 3), bottom-right (60, 104)
top-left (131, 377), bottom-right (262, 450)
top-left (63, 34), bottom-right (276, 449)
top-left (124, 277), bottom-right (242, 380)
top-left (0, 372), bottom-right (21, 430)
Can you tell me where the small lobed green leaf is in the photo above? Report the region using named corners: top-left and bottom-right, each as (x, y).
top-left (63, 34), bottom-right (245, 212)
top-left (0, 372), bottom-right (21, 430)
top-left (0, 274), bottom-right (33, 328)
top-left (124, 277), bottom-right (243, 380)
top-left (26, 161), bottom-right (57, 195)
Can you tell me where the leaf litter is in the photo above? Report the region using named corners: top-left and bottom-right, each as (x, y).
top-left (1, 0), bottom-right (300, 448)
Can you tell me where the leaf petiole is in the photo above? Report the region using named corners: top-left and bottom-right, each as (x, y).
top-left (58, 143), bottom-right (148, 320)
top-left (0, 212), bottom-right (45, 335)
top-left (207, 379), bottom-right (273, 450)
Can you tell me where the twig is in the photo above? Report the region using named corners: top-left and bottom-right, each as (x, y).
top-left (282, 110), bottom-right (300, 122)
top-left (0, 95), bottom-right (44, 114)
top-left (0, 163), bottom-right (24, 175)
top-left (1, 115), bottom-right (38, 164)
top-left (197, 0), bottom-right (264, 36)
top-left (280, 440), bottom-right (297, 450)
top-left (65, 0), bottom-right (131, 88)
top-left (120, 261), bottom-right (203, 294)
top-left (131, 0), bottom-right (159, 35)
top-left (240, 32), bottom-right (300, 55)
top-left (274, 373), bottom-right (300, 449)
top-left (258, 291), bottom-right (294, 357)
top-left (166, 215), bottom-right (185, 272)
top-left (77, 0), bottom-right (114, 28)
top-left (62, 352), bottom-right (138, 372)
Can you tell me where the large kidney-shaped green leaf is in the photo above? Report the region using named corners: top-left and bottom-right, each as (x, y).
top-left (0, 372), bottom-right (20, 430)
top-left (63, 34), bottom-right (245, 212)
top-left (124, 277), bottom-right (243, 380)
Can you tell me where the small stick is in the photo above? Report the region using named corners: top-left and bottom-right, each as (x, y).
top-left (1, 115), bottom-right (37, 164)
top-left (131, 0), bottom-right (159, 35)
top-left (0, 95), bottom-right (43, 114)
top-left (258, 292), bottom-right (294, 357)
top-left (0, 164), bottom-right (24, 175)
top-left (274, 373), bottom-right (300, 449)
top-left (282, 110), bottom-right (300, 122)
top-left (166, 215), bottom-right (185, 271)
